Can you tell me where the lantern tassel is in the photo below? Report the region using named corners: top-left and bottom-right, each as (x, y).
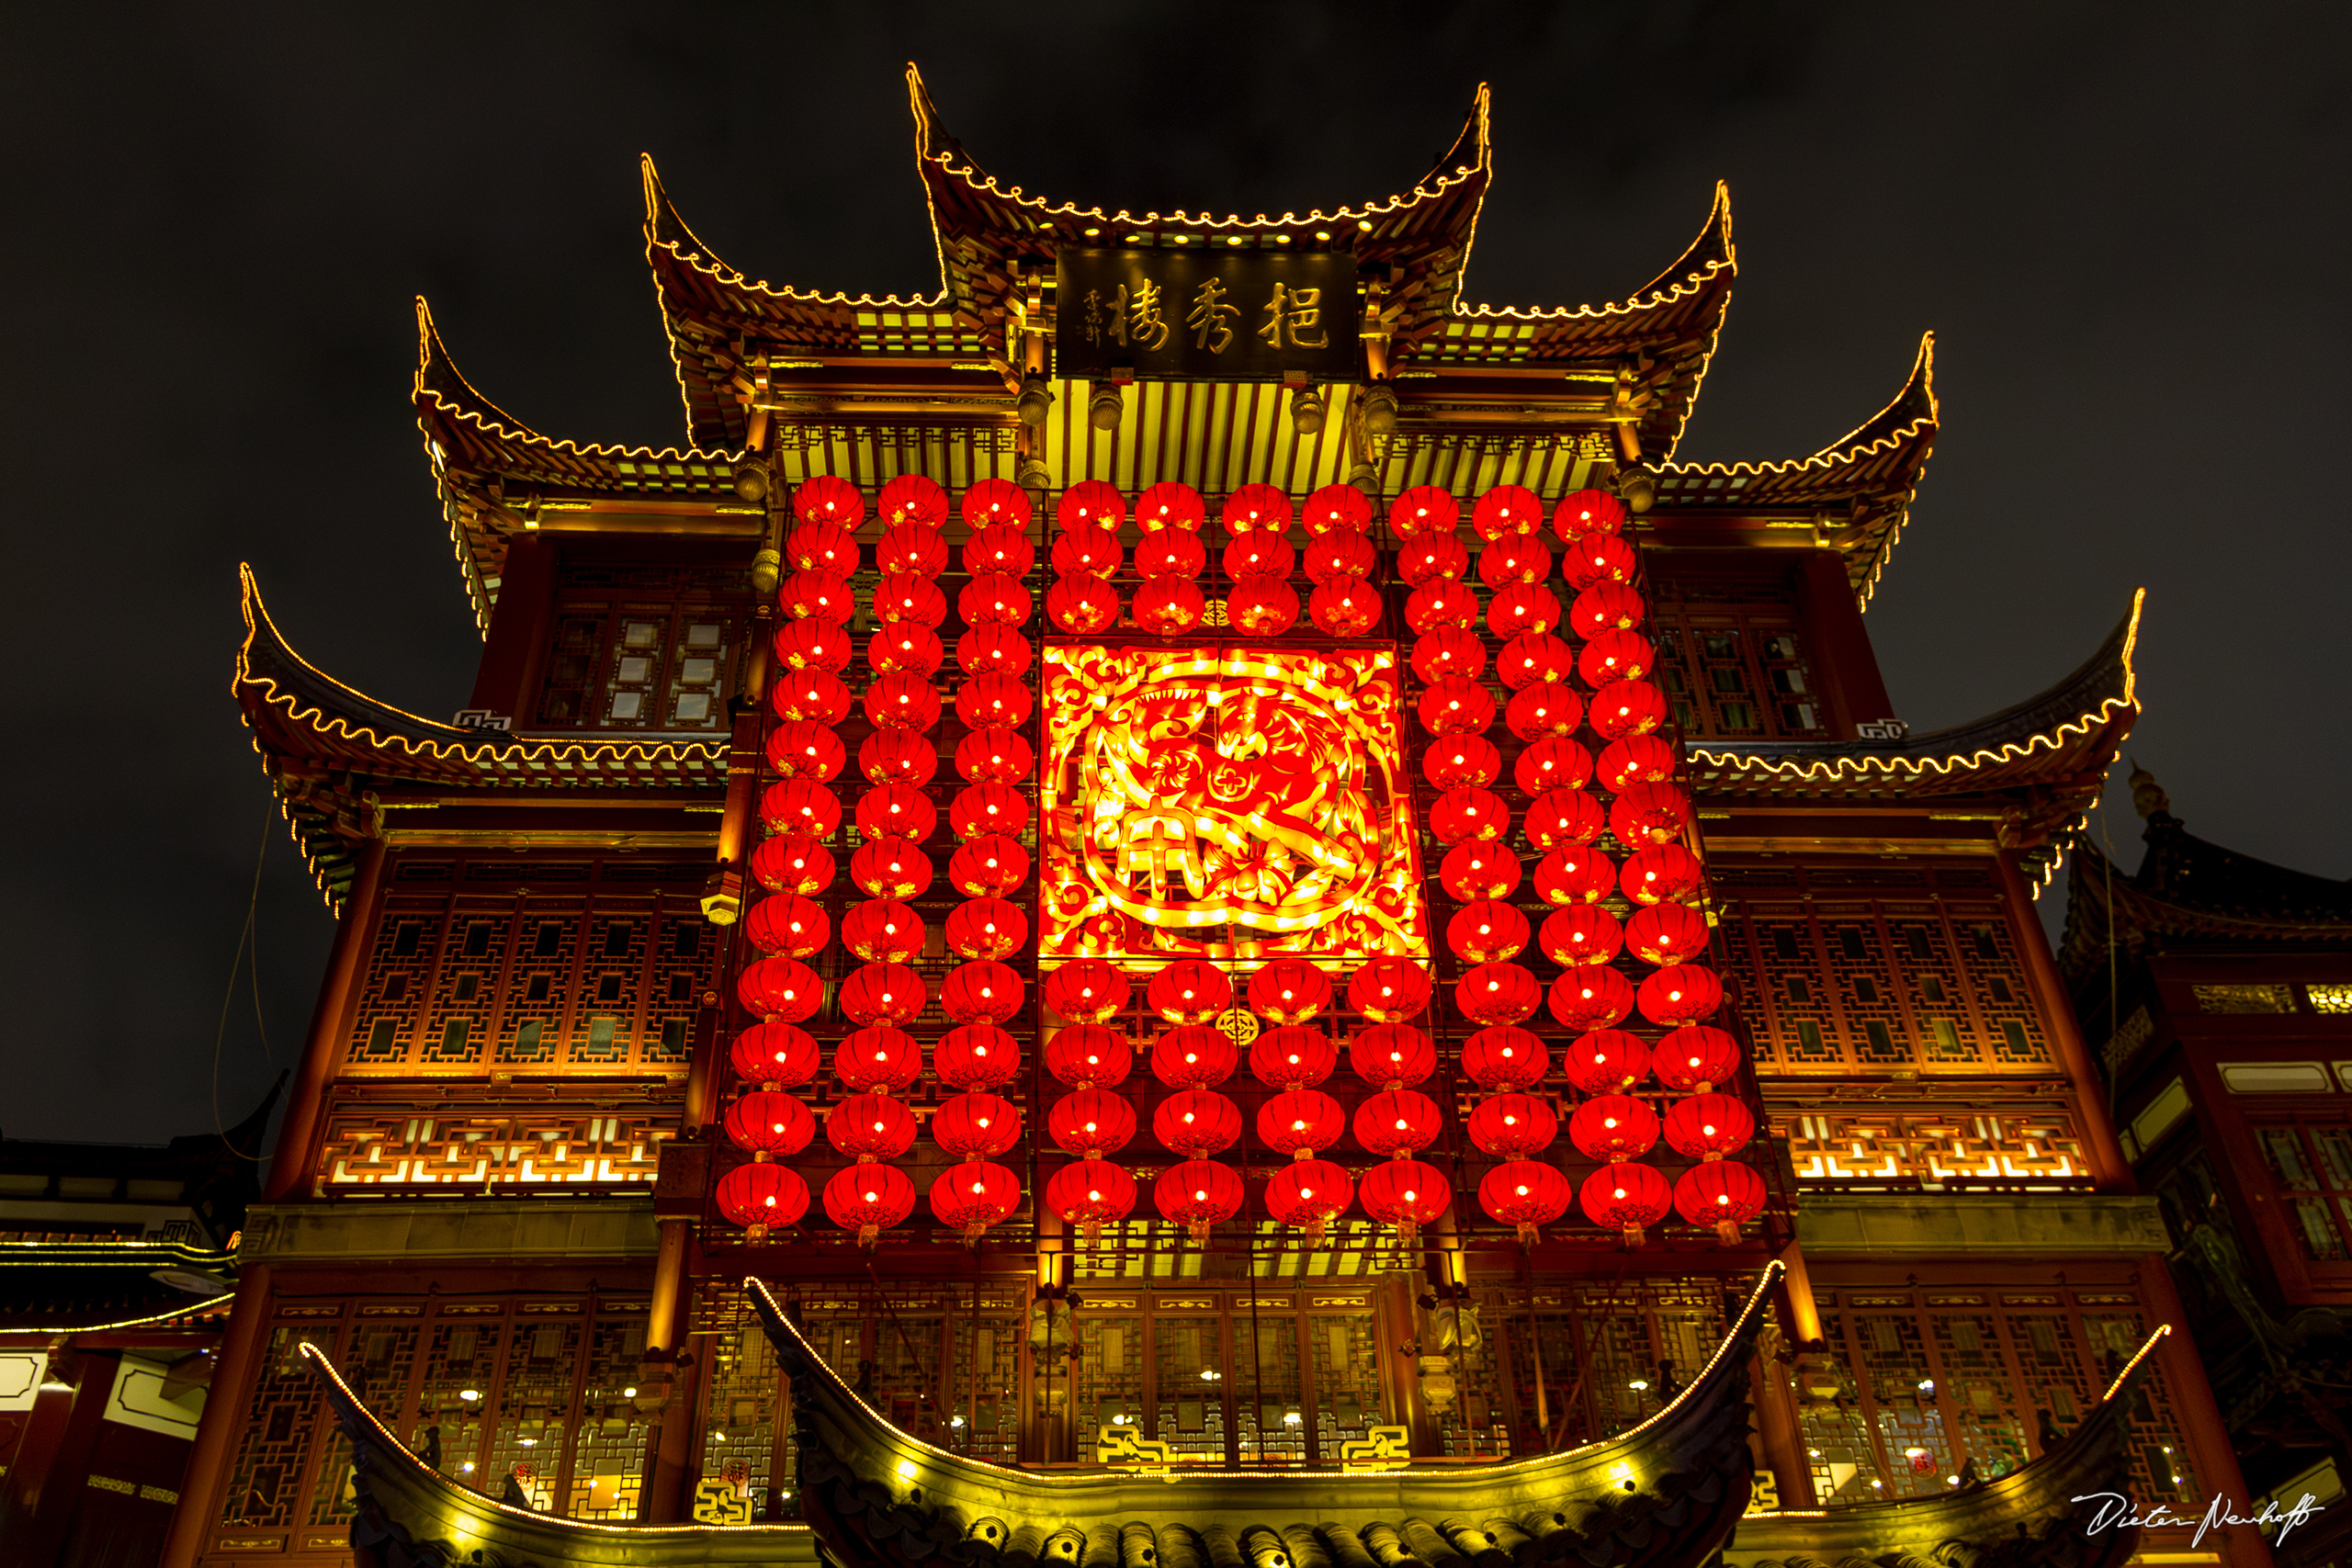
top-left (1714, 1219), bottom-right (1743, 1246)
top-left (962, 1224), bottom-right (988, 1247)
top-left (748, 1223), bottom-right (770, 1244)
top-left (1621, 1224), bottom-right (1646, 1249)
top-left (1293, 1147), bottom-right (1313, 1162)
top-left (1187, 1220), bottom-right (1211, 1244)
top-left (1514, 1222), bottom-right (1540, 1248)
top-left (1306, 1214), bottom-right (1329, 1246)
top-left (856, 1224), bottom-right (880, 1250)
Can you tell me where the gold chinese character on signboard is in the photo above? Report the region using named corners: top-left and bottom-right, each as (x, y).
top-left (1127, 279), bottom-right (1170, 352)
top-left (1259, 283), bottom-right (1329, 350)
top-left (1186, 277), bottom-right (1238, 354)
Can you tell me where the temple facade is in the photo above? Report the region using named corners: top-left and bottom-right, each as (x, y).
top-left (141, 70), bottom-right (2289, 1568)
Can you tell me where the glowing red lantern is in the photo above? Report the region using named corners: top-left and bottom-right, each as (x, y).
top-left (835, 1026), bottom-right (922, 1094)
top-left (1418, 677), bottom-right (1496, 736)
top-left (1523, 789), bottom-right (1605, 851)
top-left (956, 625), bottom-right (1034, 680)
top-left (792, 474), bottom-right (863, 527)
top-left (763, 723), bottom-right (845, 784)
top-left (1638, 964), bottom-right (1724, 1026)
top-left (1468, 1092), bottom-right (1557, 1158)
top-left (1247, 958), bottom-right (1332, 1024)
top-left (1227, 576), bottom-right (1299, 637)
top-left (961, 477), bottom-right (1030, 527)
top-left (1654, 1025), bottom-right (1741, 1092)
top-left (1046, 1158), bottom-right (1136, 1240)
top-left (1578, 628), bottom-right (1654, 686)
top-left (718, 1162), bottom-right (810, 1238)
top-left (1134, 577), bottom-right (1207, 636)
top-left (1597, 736), bottom-right (1678, 793)
top-left (1460, 1026), bottom-right (1548, 1091)
top-left (730, 1021), bottom-right (820, 1089)
top-left (1154, 1089), bottom-right (1242, 1156)
top-left (1564, 1028), bottom-right (1650, 1095)
top-left (1410, 628), bottom-right (1484, 686)
top-left (1353, 1089), bottom-right (1442, 1156)
top-left (859, 728), bottom-right (937, 787)
top-left (1136, 480), bottom-right (1206, 532)
top-left (1472, 483), bottom-right (1544, 540)
top-left (1626, 903), bottom-right (1712, 967)
top-left (1487, 583), bottom-right (1561, 637)
top-left (823, 1162), bottom-right (916, 1249)
top-left (1360, 1160), bottom-right (1450, 1238)
top-left (1307, 577), bottom-right (1383, 636)
top-left (1250, 1026), bottom-right (1338, 1090)
top-left (1224, 534), bottom-right (1295, 579)
top-left (1048, 1089), bottom-right (1137, 1157)
top-left (1351, 1024), bottom-right (1436, 1089)
top-left (876, 522), bottom-right (949, 579)
top-left (1148, 961), bottom-right (1233, 1024)
top-left (967, 525), bottom-right (1038, 577)
top-left (1622, 845), bottom-right (1704, 906)
top-left (1515, 737), bottom-right (1595, 795)
top-left (1456, 962), bottom-right (1544, 1026)
top-left (930, 1161), bottom-right (1022, 1242)
top-left (1058, 479), bottom-right (1126, 530)
top-left (1530, 847), bottom-right (1614, 909)
top-left (772, 617), bottom-right (851, 675)
top-left (1611, 783), bottom-right (1691, 847)
top-left (1305, 530), bottom-right (1377, 583)
top-left (1042, 960), bottom-right (1128, 1024)
top-left (1423, 734), bottom-right (1501, 790)
top-left (840, 899), bottom-right (923, 964)
top-left (944, 897), bottom-right (1026, 962)
top-left (1673, 1160), bottom-right (1768, 1244)
top-left (1564, 529), bottom-right (1637, 589)
top-left (1388, 486), bottom-right (1459, 539)
top-left (1663, 1093), bottom-right (1755, 1161)
top-left (1397, 534), bottom-right (1470, 586)
top-left (1477, 536), bottom-right (1551, 587)
top-left (956, 726), bottom-right (1035, 784)
top-left (942, 959), bottom-right (1023, 1024)
top-left (1504, 682), bottom-right (1582, 740)
top-left (1569, 1094), bottom-right (1659, 1163)
top-left (780, 569), bottom-right (853, 626)
top-left (1540, 905), bottom-right (1624, 968)
top-left (1302, 482), bottom-right (1374, 536)
top-left (758, 779), bottom-right (842, 839)
top-left (770, 668), bottom-right (852, 726)
top-left (1494, 632), bottom-right (1573, 691)
top-left (948, 834), bottom-right (1029, 897)
top-left (1152, 1025), bottom-right (1238, 1088)
top-left (1046, 1024), bottom-right (1132, 1089)
top-left (850, 835), bottom-right (932, 900)
top-left (852, 784), bottom-right (932, 843)
top-left (744, 892), bottom-right (827, 959)
top-left (1046, 575), bottom-right (1121, 634)
top-left (936, 1023), bottom-right (1022, 1091)
top-left (945, 783), bottom-right (1025, 842)
top-left (1440, 841), bottom-right (1521, 901)
top-left (930, 1092), bottom-right (1022, 1159)
top-left (1136, 530), bottom-right (1207, 579)
top-left (1048, 525), bottom-right (1120, 580)
top-left (961, 572), bottom-right (1033, 627)
top-left (1570, 582), bottom-right (1646, 639)
top-left (1548, 966), bottom-right (1636, 1031)
top-left (1591, 680), bottom-right (1670, 740)
top-left (873, 573), bottom-right (949, 629)
top-left (725, 1091), bottom-right (815, 1157)
top-left (1349, 958), bottom-right (1431, 1023)
top-left (956, 674), bottom-right (1034, 731)
top-left (1404, 580), bottom-right (1478, 633)
top-left (1552, 488), bottom-right (1625, 540)
top-left (1481, 1159), bottom-right (1571, 1245)
top-left (737, 956), bottom-right (820, 1023)
top-left (877, 473), bottom-right (948, 527)
top-left (1221, 482), bottom-right (1293, 535)
top-left (1266, 1158), bottom-right (1351, 1238)
top-left (1579, 1161), bottom-right (1671, 1246)
top-left (1157, 1158), bottom-right (1245, 1239)
top-left (1448, 900), bottom-right (1531, 963)
top-left (829, 1093), bottom-right (919, 1160)
top-left (786, 519), bottom-right (857, 575)
top-left (752, 833), bottom-right (834, 897)
top-left (839, 963), bottom-right (926, 1027)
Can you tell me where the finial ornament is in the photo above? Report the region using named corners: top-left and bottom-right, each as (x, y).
top-left (2127, 758), bottom-right (2175, 822)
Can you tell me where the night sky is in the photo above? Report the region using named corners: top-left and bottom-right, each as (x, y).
top-left (4, 4), bottom-right (2344, 1147)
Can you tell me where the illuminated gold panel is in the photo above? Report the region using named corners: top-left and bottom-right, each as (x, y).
top-left (1039, 646), bottom-right (1428, 967)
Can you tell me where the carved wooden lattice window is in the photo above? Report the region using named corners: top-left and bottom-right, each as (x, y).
top-left (315, 1099), bottom-right (673, 1190)
top-left (2251, 1119), bottom-right (2352, 1262)
top-left (537, 558), bottom-right (749, 730)
top-left (1151, 1314), bottom-right (1229, 1462)
top-left (1487, 1279), bottom-right (1727, 1452)
top-left (1078, 1310), bottom-right (1147, 1441)
top-left (1648, 574), bottom-right (1825, 740)
top-left (695, 1310), bottom-right (782, 1519)
top-left (220, 1317), bottom-right (345, 1530)
top-left (1232, 1302), bottom-right (1306, 1464)
top-left (307, 1317), bottom-right (421, 1527)
top-left (952, 1311), bottom-right (1023, 1465)
top-left (1781, 1108), bottom-right (2094, 1190)
top-left (1309, 1310), bottom-right (1385, 1462)
top-left (482, 1313), bottom-right (582, 1510)
top-left (408, 1310), bottom-right (508, 1486)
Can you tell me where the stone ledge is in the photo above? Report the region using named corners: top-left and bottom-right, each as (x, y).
top-left (240, 1198), bottom-right (659, 1263)
top-left (1797, 1193), bottom-right (2170, 1255)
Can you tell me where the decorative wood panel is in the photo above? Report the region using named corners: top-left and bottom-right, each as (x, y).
top-left (315, 1100), bottom-right (673, 1190)
top-left (1781, 1108), bottom-right (2094, 1191)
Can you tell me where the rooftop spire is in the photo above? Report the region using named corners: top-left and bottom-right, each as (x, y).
top-left (2128, 760), bottom-right (2177, 824)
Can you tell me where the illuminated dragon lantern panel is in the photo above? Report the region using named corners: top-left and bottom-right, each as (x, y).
top-left (1040, 646), bottom-right (1430, 965)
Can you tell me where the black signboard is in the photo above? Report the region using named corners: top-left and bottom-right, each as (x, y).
top-left (1055, 248), bottom-right (1361, 382)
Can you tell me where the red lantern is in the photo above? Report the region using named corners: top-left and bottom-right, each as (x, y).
top-left (1447, 900), bottom-right (1531, 963)
top-left (1569, 1095), bottom-right (1659, 1163)
top-left (1302, 482), bottom-right (1374, 536)
top-left (1307, 577), bottom-right (1383, 636)
top-left (1156, 1158), bottom-right (1245, 1239)
top-left (1532, 846), bottom-right (1617, 908)
top-left (1487, 583), bottom-right (1561, 638)
top-left (1477, 536), bottom-right (1552, 587)
top-left (1673, 1160), bottom-right (1768, 1244)
top-left (1663, 1094), bottom-right (1755, 1161)
top-left (956, 625), bottom-right (1034, 678)
top-left (1638, 964), bottom-right (1724, 1026)
top-left (1360, 1160), bottom-right (1450, 1238)
top-left (730, 1021), bottom-right (820, 1089)
top-left (1423, 734), bottom-right (1501, 790)
top-left (1514, 737), bottom-right (1595, 795)
top-left (1579, 1161), bottom-right (1671, 1246)
top-left (773, 617), bottom-right (851, 675)
top-left (1224, 534), bottom-right (1295, 579)
top-left (854, 784), bottom-right (935, 843)
top-left (1351, 1024), bottom-right (1436, 1089)
top-left (956, 673), bottom-right (1035, 730)
top-left (950, 782), bottom-right (1029, 840)
top-left (1655, 1025), bottom-right (1742, 1093)
top-left (745, 893), bottom-right (828, 959)
top-left (1552, 488), bottom-right (1626, 540)
top-left (752, 833), bottom-right (834, 897)
top-left (829, 1093), bottom-right (919, 1160)
top-left (956, 726), bottom-right (1035, 784)
top-left (1564, 530), bottom-right (1637, 589)
top-left (1564, 1028), bottom-right (1651, 1095)
top-left (1058, 479), bottom-right (1126, 531)
top-left (944, 897), bottom-right (1027, 961)
top-left (737, 956), bottom-right (820, 1023)
top-left (1468, 1092), bottom-right (1557, 1158)
top-left (1410, 626), bottom-right (1485, 685)
top-left (1227, 576), bottom-right (1299, 637)
top-left (942, 959), bottom-right (1023, 1024)
top-left (1148, 961), bottom-right (1233, 1024)
top-left (931, 1092), bottom-right (1023, 1159)
top-left (1590, 680), bottom-right (1670, 740)
top-left (858, 728), bottom-right (938, 787)
top-left (1480, 1159), bottom-right (1570, 1245)
top-left (1349, 958), bottom-right (1431, 1023)
top-left (1046, 1158), bottom-right (1136, 1240)
top-left (1048, 525), bottom-right (1120, 580)
top-left (759, 779), bottom-right (841, 838)
top-left (1597, 735), bottom-right (1678, 793)
top-left (840, 963), bottom-right (926, 1027)
top-left (780, 569), bottom-right (853, 626)
top-left (1460, 1026), bottom-right (1548, 1090)
top-left (718, 1162), bottom-right (810, 1238)
top-left (794, 474), bottom-right (864, 528)
top-left (878, 473), bottom-right (949, 527)
top-left (1510, 789), bottom-right (1591, 853)
top-left (873, 573), bottom-right (949, 629)
top-left (1305, 530), bottom-right (1376, 583)
top-left (876, 523), bottom-right (949, 579)
top-left (1403, 580), bottom-right (1477, 633)
top-left (1247, 958), bottom-right (1332, 1024)
top-left (1440, 840), bottom-right (1521, 901)
top-left (850, 836), bottom-right (932, 900)
top-left (961, 477), bottom-right (1031, 527)
top-left (1353, 1089), bottom-right (1442, 1156)
top-left (835, 1026), bottom-right (923, 1094)
top-left (1136, 530), bottom-right (1208, 579)
top-left (966, 524), bottom-right (1038, 577)
top-left (1136, 480), bottom-right (1206, 533)
top-left (1503, 683), bottom-right (1582, 741)
top-left (725, 1091), bottom-right (815, 1157)
top-left (1042, 959), bottom-right (1128, 1024)
top-left (823, 1162), bottom-right (916, 1248)
top-left (1152, 1024), bottom-right (1238, 1088)
top-left (1250, 1025), bottom-right (1338, 1090)
top-left (1397, 534), bottom-right (1470, 586)
top-left (1622, 845), bottom-right (1705, 906)
top-left (948, 834), bottom-right (1030, 897)
top-left (1221, 482), bottom-right (1293, 535)
top-left (1046, 575), bottom-right (1121, 634)
top-left (1388, 486), bottom-right (1459, 538)
top-left (1570, 582), bottom-right (1646, 638)
top-left (936, 1022), bottom-right (1023, 1090)
top-left (1494, 632), bottom-right (1573, 691)
top-left (1577, 627), bottom-right (1654, 686)
top-left (1046, 1024), bottom-right (1132, 1089)
top-left (1154, 1089), bottom-right (1243, 1156)
top-left (1540, 904), bottom-right (1623, 968)
top-left (1048, 1089), bottom-right (1137, 1157)
top-left (786, 519), bottom-right (858, 574)
top-left (1418, 678), bottom-right (1496, 736)
top-left (1265, 1158), bottom-right (1351, 1238)
top-left (1610, 782), bottom-right (1691, 846)
top-left (1548, 966), bottom-right (1636, 1031)
top-left (1456, 962), bottom-right (1544, 1026)
top-left (770, 668), bottom-right (852, 726)
top-left (1134, 576), bottom-right (1207, 636)
top-left (1471, 482), bottom-right (1544, 540)
top-left (1430, 786), bottom-right (1508, 846)
top-left (929, 1161), bottom-right (1022, 1242)
top-left (960, 571), bottom-right (1033, 627)
top-left (1626, 902), bottom-right (1712, 966)
top-left (765, 721), bottom-right (847, 782)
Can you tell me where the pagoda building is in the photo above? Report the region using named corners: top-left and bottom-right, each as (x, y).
top-left (159, 70), bottom-right (2273, 1568)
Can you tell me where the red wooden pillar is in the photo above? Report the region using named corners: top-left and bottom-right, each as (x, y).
top-left (2136, 1255), bottom-right (2273, 1568)
top-left (157, 1265), bottom-right (274, 1568)
top-left (1996, 850), bottom-right (2133, 1193)
top-left (265, 838), bottom-right (387, 1201)
top-left (0, 1350), bottom-right (119, 1568)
